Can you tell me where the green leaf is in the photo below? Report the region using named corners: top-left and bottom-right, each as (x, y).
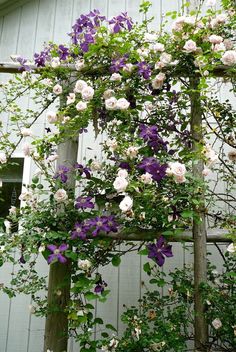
top-left (181, 210), bottom-right (194, 219)
top-left (106, 323), bottom-right (117, 332)
top-left (85, 292), bottom-right (97, 301)
top-left (138, 248), bottom-right (148, 255)
top-left (112, 255), bottom-right (121, 267)
top-left (143, 262), bottom-right (151, 274)
top-left (94, 317), bottom-right (103, 324)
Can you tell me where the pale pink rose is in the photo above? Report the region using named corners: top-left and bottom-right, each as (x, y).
top-left (0, 152), bottom-right (7, 164)
top-left (19, 189), bottom-right (33, 202)
top-left (78, 259), bottom-right (92, 271)
top-left (202, 168), bottom-right (211, 176)
top-left (22, 142), bottom-right (31, 156)
top-left (62, 116), bottom-right (70, 124)
top-left (151, 43), bottom-right (165, 52)
top-left (214, 43), bottom-right (226, 52)
top-left (126, 146), bottom-right (139, 159)
top-left (47, 154), bottom-right (58, 162)
top-left (74, 79), bottom-right (87, 93)
top-left (175, 175), bottom-right (186, 183)
top-left (227, 243), bottom-right (236, 253)
top-left (140, 172), bottom-right (153, 184)
top-left (103, 89), bottom-right (115, 100)
top-left (159, 52), bottom-right (172, 65)
top-left (54, 189), bottom-right (68, 203)
top-left (81, 86), bottom-right (94, 101)
top-left (75, 59), bottom-right (85, 71)
top-left (221, 50), bottom-right (236, 66)
top-left (76, 101), bottom-right (87, 111)
top-left (21, 127), bottom-right (33, 137)
top-left (212, 318), bottom-right (222, 330)
top-left (152, 72), bottom-right (166, 89)
top-left (105, 97), bottom-right (118, 110)
top-left (90, 160), bottom-right (102, 171)
top-left (168, 162), bottom-right (186, 178)
top-left (223, 39), bottom-right (233, 50)
top-left (9, 206), bottom-right (17, 216)
top-left (204, 145), bottom-right (218, 165)
top-left (53, 84), bottom-right (63, 95)
top-left (42, 78), bottom-right (53, 86)
top-left (211, 14), bottom-right (227, 28)
top-left (123, 63), bottom-right (134, 73)
top-left (113, 176), bottom-right (128, 193)
top-left (110, 73), bottom-right (122, 81)
top-left (66, 93), bottom-right (76, 105)
top-left (172, 16), bottom-right (186, 31)
top-left (51, 57), bottom-right (60, 68)
top-left (46, 111), bottom-right (57, 123)
top-left (144, 33), bottom-right (158, 42)
top-left (116, 98), bottom-right (130, 110)
top-left (119, 196), bottom-right (133, 212)
top-left (117, 169), bottom-right (128, 178)
top-left (106, 139), bottom-right (118, 151)
top-left (183, 40), bottom-right (197, 53)
top-left (137, 47), bottom-right (149, 58)
top-left (209, 35), bottom-right (223, 44)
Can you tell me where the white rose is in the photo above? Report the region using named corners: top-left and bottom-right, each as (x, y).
top-left (105, 97), bottom-right (117, 110)
top-left (110, 73), bottom-right (122, 81)
top-left (4, 220), bottom-right (11, 234)
top-left (227, 243), bottom-right (236, 253)
top-left (116, 98), bottom-right (130, 110)
top-left (90, 160), bottom-right (102, 171)
top-left (78, 259), bottom-right (92, 271)
top-left (19, 189), bottom-right (33, 202)
top-left (126, 146), bottom-right (139, 159)
top-left (113, 176), bottom-right (128, 193)
top-left (66, 93), bottom-right (76, 105)
top-left (119, 195), bottom-right (133, 212)
top-left (76, 101), bottom-right (87, 111)
top-left (209, 35), bottom-right (223, 44)
top-left (152, 72), bottom-right (166, 89)
top-left (204, 145), bottom-right (218, 165)
top-left (202, 168), bottom-right (211, 176)
top-left (117, 169), bottom-right (128, 178)
top-left (75, 59), bottom-right (85, 71)
top-left (221, 50), bottom-right (236, 66)
top-left (212, 318), bottom-right (222, 330)
top-left (47, 154), bottom-right (58, 162)
top-left (144, 33), bottom-right (157, 42)
top-left (168, 162), bottom-right (186, 178)
top-left (81, 86), bottom-right (94, 101)
top-left (21, 127), bottom-right (33, 137)
top-left (106, 139), bottom-right (118, 152)
top-left (74, 79), bottom-right (87, 93)
top-left (46, 111), bottom-right (58, 123)
top-left (0, 152), bottom-right (7, 164)
top-left (54, 189), bottom-right (68, 203)
top-left (53, 84), bottom-right (63, 95)
top-left (183, 40), bottom-right (197, 53)
top-left (151, 42), bottom-right (165, 52)
top-left (51, 57), bottom-right (60, 68)
top-left (140, 172), bottom-right (153, 184)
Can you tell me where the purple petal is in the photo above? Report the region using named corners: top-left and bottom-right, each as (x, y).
top-left (155, 252), bottom-right (165, 267)
top-left (47, 254), bottom-right (56, 264)
top-left (57, 254), bottom-right (67, 264)
top-left (47, 244), bottom-right (57, 253)
top-left (58, 244), bottom-right (69, 252)
top-left (156, 236), bottom-right (165, 248)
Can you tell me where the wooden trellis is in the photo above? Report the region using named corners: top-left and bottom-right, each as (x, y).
top-left (0, 59), bottom-right (234, 352)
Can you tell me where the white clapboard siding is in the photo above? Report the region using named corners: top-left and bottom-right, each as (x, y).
top-left (0, 1), bottom-right (232, 351)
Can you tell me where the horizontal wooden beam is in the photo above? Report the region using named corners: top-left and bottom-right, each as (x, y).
top-left (0, 62), bottom-right (235, 78)
top-left (89, 228), bottom-right (232, 242)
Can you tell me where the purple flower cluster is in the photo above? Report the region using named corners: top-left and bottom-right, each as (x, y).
top-left (71, 215), bottom-right (118, 240)
top-left (69, 9), bottom-right (106, 51)
top-left (94, 275), bottom-right (108, 293)
top-left (54, 165), bottom-right (70, 183)
top-left (138, 157), bottom-right (167, 182)
top-left (147, 236), bottom-right (173, 267)
top-left (137, 61), bottom-right (151, 79)
top-left (75, 196), bottom-right (94, 210)
top-left (139, 124), bottom-right (168, 152)
top-left (16, 57), bottom-right (31, 72)
top-left (110, 56), bottom-right (127, 73)
top-left (74, 163), bottom-right (91, 178)
top-left (109, 12), bottom-right (133, 33)
top-left (58, 45), bottom-right (70, 61)
top-left (47, 244), bottom-right (69, 264)
top-left (34, 47), bottom-right (51, 67)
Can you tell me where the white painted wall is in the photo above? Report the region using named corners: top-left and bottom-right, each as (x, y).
top-left (0, 1), bottom-right (229, 351)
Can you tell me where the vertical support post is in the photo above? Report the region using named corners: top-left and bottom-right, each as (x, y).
top-left (44, 139), bottom-right (78, 352)
top-left (190, 76), bottom-right (208, 351)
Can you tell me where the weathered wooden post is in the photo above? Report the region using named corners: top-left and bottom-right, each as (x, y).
top-left (43, 140), bottom-right (78, 352)
top-left (190, 75), bottom-right (208, 351)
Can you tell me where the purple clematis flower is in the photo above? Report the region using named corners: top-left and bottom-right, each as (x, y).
top-left (94, 278), bottom-right (108, 293)
top-left (75, 196), bottom-right (94, 209)
top-left (54, 165), bottom-right (70, 183)
top-left (110, 57), bottom-right (126, 73)
top-left (71, 222), bottom-right (87, 240)
top-left (137, 61), bottom-right (151, 79)
top-left (47, 244), bottom-right (69, 264)
top-left (34, 47), bottom-right (51, 67)
top-left (109, 12), bottom-right (133, 33)
top-left (80, 32), bottom-right (95, 52)
top-left (138, 157), bottom-right (167, 182)
top-left (16, 57), bottom-right (31, 72)
top-left (87, 216), bottom-right (111, 236)
top-left (58, 45), bottom-right (70, 60)
top-left (74, 163), bottom-right (91, 179)
top-left (139, 124), bottom-right (168, 152)
top-left (147, 236), bottom-right (173, 267)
